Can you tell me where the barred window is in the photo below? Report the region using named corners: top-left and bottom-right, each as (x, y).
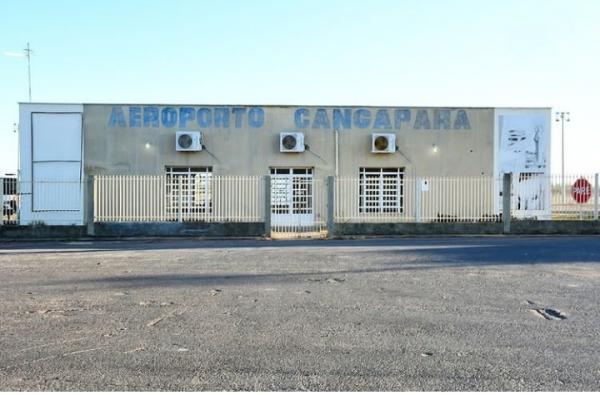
top-left (165, 167), bottom-right (212, 215)
top-left (359, 168), bottom-right (404, 213)
top-left (3, 177), bottom-right (17, 195)
top-left (269, 168), bottom-right (313, 215)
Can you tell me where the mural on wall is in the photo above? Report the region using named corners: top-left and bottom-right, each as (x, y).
top-left (513, 173), bottom-right (546, 211)
top-left (496, 111), bottom-right (551, 217)
top-left (498, 114), bottom-right (548, 172)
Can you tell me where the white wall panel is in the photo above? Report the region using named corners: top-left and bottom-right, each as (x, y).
top-left (32, 162), bottom-right (82, 211)
top-left (493, 108), bottom-right (552, 218)
top-left (33, 160), bottom-right (81, 182)
top-left (19, 104), bottom-right (84, 225)
top-left (32, 113), bottom-right (82, 162)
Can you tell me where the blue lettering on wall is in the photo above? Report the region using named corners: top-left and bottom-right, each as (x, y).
top-left (373, 109), bottom-right (392, 129)
top-left (197, 108), bottom-right (211, 127)
top-left (214, 108), bottom-right (230, 128)
top-left (129, 106), bottom-right (141, 127)
top-left (214, 108), bottom-right (229, 128)
top-left (295, 108), bottom-right (309, 128)
top-left (179, 107), bottom-right (196, 128)
top-left (433, 109), bottom-right (451, 130)
top-left (453, 109), bottom-right (471, 129)
top-left (353, 109), bottom-right (371, 129)
top-left (414, 109), bottom-right (431, 129)
top-left (108, 106), bottom-right (127, 127)
top-left (105, 106), bottom-right (473, 131)
top-left (394, 109), bottom-right (410, 129)
top-left (312, 109), bottom-right (331, 129)
top-left (248, 107), bottom-right (264, 128)
top-left (161, 107), bottom-right (177, 128)
top-left (232, 107), bottom-right (246, 128)
top-left (143, 106), bottom-right (159, 127)
top-left (333, 108), bottom-right (351, 129)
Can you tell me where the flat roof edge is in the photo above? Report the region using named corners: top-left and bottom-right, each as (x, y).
top-left (18, 102), bottom-right (553, 110)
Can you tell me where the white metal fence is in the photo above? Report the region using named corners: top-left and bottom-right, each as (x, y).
top-left (335, 176), bottom-right (502, 223)
top-left (546, 174), bottom-right (597, 220)
top-left (269, 176), bottom-right (328, 239)
top-left (2, 177), bottom-right (18, 225)
top-left (3, 173), bottom-right (599, 228)
top-left (2, 180), bottom-right (84, 226)
top-left (94, 175), bottom-right (264, 222)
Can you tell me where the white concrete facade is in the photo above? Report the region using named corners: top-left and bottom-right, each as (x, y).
top-left (18, 103), bottom-right (552, 225)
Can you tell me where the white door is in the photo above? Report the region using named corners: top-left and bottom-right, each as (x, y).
top-left (270, 168), bottom-right (314, 227)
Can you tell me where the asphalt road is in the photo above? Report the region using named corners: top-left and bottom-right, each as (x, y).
top-left (1, 236), bottom-right (600, 391)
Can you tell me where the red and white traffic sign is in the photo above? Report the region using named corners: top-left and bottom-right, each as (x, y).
top-left (571, 178), bottom-right (592, 203)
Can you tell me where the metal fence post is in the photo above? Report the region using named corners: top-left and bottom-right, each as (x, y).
top-left (595, 173), bottom-right (599, 220)
top-left (263, 175), bottom-right (272, 238)
top-left (503, 173), bottom-right (512, 233)
top-left (327, 176), bottom-right (335, 238)
top-left (263, 175), bottom-right (271, 238)
top-left (86, 176), bottom-right (95, 236)
top-left (178, 176), bottom-right (183, 222)
top-left (414, 177), bottom-right (421, 222)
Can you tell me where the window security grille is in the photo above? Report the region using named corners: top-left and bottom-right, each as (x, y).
top-left (270, 168), bottom-right (313, 215)
top-left (359, 168), bottom-right (404, 213)
top-left (165, 167), bottom-right (212, 216)
top-left (3, 178), bottom-right (17, 195)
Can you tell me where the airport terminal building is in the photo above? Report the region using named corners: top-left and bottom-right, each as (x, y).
top-left (17, 103), bottom-right (551, 230)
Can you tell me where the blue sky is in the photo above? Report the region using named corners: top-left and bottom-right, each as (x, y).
top-left (1, 0), bottom-right (599, 174)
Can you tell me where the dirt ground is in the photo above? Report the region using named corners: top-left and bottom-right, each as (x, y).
top-left (1, 236), bottom-right (600, 391)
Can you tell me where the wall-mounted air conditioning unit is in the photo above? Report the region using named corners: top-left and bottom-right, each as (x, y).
top-left (176, 131), bottom-right (202, 151)
top-left (371, 133), bottom-right (396, 153)
top-left (280, 132), bottom-right (305, 153)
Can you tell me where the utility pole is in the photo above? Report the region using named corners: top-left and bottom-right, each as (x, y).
top-left (24, 43), bottom-right (32, 102)
top-left (555, 111), bottom-right (570, 201)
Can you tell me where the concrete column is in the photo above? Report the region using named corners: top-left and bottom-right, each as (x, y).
top-left (86, 175), bottom-right (95, 236)
top-left (503, 173), bottom-right (512, 233)
top-left (414, 177), bottom-right (421, 223)
top-left (263, 175), bottom-right (271, 238)
top-left (327, 176), bottom-right (335, 238)
top-left (594, 173), bottom-right (599, 220)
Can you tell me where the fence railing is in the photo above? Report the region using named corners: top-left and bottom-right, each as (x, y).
top-left (6, 180), bottom-right (84, 226)
top-left (2, 177), bottom-right (18, 225)
top-left (94, 175), bottom-right (265, 223)
top-left (3, 173), bottom-right (599, 227)
top-left (549, 174), bottom-right (598, 220)
top-left (335, 176), bottom-right (502, 223)
top-left (269, 177), bottom-right (328, 238)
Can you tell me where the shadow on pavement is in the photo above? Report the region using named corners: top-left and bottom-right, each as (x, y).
top-left (32, 237), bottom-right (600, 290)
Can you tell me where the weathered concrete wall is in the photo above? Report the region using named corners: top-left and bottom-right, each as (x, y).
top-left (334, 222), bottom-right (504, 236)
top-left (510, 220), bottom-right (600, 235)
top-left (1, 220), bottom-right (599, 240)
top-left (93, 222), bottom-right (265, 238)
top-left (0, 225), bottom-right (87, 240)
top-left (83, 105), bottom-right (495, 178)
top-left (334, 221), bottom-right (600, 236)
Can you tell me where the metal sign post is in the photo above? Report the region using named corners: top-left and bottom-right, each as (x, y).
top-left (595, 173), bottom-right (599, 220)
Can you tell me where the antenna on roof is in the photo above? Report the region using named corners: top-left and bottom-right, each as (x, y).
top-left (3, 42), bottom-right (33, 101)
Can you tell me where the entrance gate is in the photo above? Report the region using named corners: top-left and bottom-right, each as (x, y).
top-left (269, 168), bottom-right (327, 239)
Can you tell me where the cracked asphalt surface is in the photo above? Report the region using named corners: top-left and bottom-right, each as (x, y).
top-left (1, 236), bottom-right (600, 390)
